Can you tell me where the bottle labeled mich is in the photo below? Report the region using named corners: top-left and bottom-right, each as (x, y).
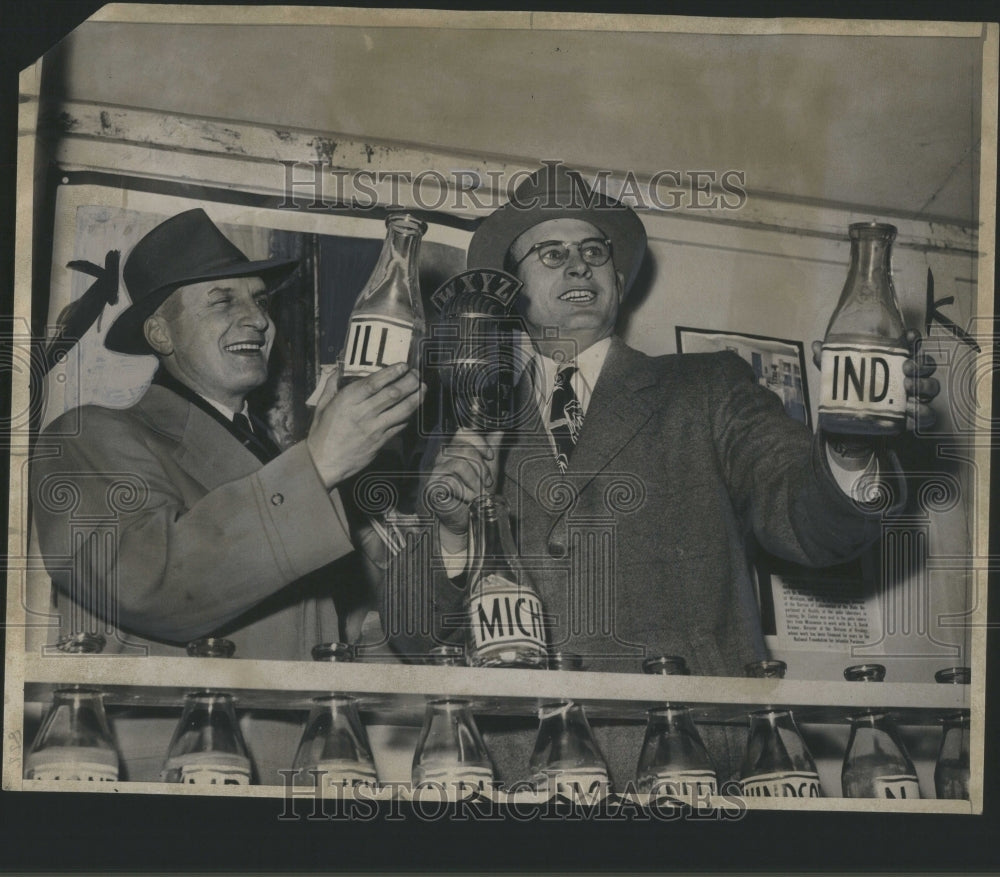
top-left (464, 494), bottom-right (547, 668)
top-left (339, 213), bottom-right (427, 386)
top-left (818, 221), bottom-right (909, 435)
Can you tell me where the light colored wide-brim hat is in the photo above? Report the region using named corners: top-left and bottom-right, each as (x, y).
top-left (105, 208), bottom-right (298, 355)
top-left (467, 162), bottom-right (647, 295)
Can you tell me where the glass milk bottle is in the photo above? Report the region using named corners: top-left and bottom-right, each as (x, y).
top-left (818, 222), bottom-right (909, 435)
top-left (934, 667), bottom-right (971, 800)
top-left (25, 688), bottom-right (120, 782)
top-left (635, 656), bottom-right (717, 802)
top-left (411, 699), bottom-right (495, 797)
top-left (738, 660), bottom-right (822, 799)
top-left (840, 664), bottom-right (919, 799)
top-left (339, 213), bottom-right (426, 387)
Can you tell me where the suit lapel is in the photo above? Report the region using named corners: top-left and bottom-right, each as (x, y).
top-left (501, 336), bottom-right (665, 527)
top-left (500, 358), bottom-right (555, 501)
top-left (561, 336), bottom-right (662, 493)
top-left (134, 384), bottom-right (264, 490)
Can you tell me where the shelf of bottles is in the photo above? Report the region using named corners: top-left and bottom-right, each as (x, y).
top-left (23, 654), bottom-right (967, 726)
top-left (19, 649), bottom-right (973, 811)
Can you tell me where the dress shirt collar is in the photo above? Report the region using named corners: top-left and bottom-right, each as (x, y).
top-left (202, 396), bottom-right (250, 424)
top-left (152, 368), bottom-right (249, 424)
top-left (527, 335), bottom-right (613, 416)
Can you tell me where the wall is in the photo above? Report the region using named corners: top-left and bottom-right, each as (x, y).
top-left (41, 16), bottom-right (984, 223)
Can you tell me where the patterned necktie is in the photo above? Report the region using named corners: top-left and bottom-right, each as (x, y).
top-left (549, 365), bottom-right (584, 473)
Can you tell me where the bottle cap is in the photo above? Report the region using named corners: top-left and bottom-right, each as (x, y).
top-left (186, 637), bottom-right (236, 658)
top-left (744, 659), bottom-right (787, 679)
top-left (848, 221), bottom-right (897, 238)
top-left (56, 632), bottom-right (106, 654)
top-left (642, 655), bottom-right (689, 676)
top-left (311, 642), bottom-right (355, 663)
top-left (386, 212), bottom-right (428, 235)
top-left (548, 652), bottom-right (584, 671)
top-left (844, 663), bottom-right (886, 682)
top-left (934, 666), bottom-right (971, 684)
top-left (428, 645), bottom-right (466, 667)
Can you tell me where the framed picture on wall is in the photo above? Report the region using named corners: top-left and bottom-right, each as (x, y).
top-left (675, 326), bottom-right (812, 427)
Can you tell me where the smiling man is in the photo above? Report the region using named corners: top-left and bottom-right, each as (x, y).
top-left (32, 209), bottom-right (424, 658)
top-left (391, 163), bottom-right (939, 787)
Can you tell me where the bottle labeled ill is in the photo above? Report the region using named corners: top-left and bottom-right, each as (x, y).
top-left (739, 660), bottom-right (822, 798)
top-left (464, 494), bottom-right (547, 668)
top-left (339, 213), bottom-right (427, 386)
top-left (25, 688), bottom-right (120, 782)
top-left (818, 222), bottom-right (909, 435)
top-left (840, 664), bottom-right (919, 799)
top-left (636, 656), bottom-right (718, 802)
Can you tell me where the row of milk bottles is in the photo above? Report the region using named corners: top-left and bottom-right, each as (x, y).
top-left (25, 652), bottom-right (970, 800)
top-left (738, 661), bottom-right (970, 800)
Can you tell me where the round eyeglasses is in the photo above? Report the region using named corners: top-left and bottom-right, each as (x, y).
top-left (514, 238), bottom-right (613, 270)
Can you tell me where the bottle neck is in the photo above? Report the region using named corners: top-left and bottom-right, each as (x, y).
top-left (185, 691), bottom-right (236, 712)
top-left (848, 710), bottom-right (894, 729)
top-left (358, 219), bottom-right (424, 310)
top-left (469, 495), bottom-right (515, 570)
top-left (849, 235), bottom-right (893, 289)
top-left (647, 705), bottom-right (696, 730)
top-left (749, 708), bottom-right (797, 728)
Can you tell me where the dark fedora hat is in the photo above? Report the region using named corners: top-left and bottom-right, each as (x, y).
top-left (105, 208), bottom-right (299, 355)
top-left (467, 162), bottom-right (647, 295)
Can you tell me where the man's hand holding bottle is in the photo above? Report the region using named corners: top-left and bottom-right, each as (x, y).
top-left (307, 362), bottom-right (425, 489)
top-left (423, 429), bottom-right (503, 555)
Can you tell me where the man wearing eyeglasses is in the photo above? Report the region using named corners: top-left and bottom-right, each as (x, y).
top-left (395, 162), bottom-right (938, 785)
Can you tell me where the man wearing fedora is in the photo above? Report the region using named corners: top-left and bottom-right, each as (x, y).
top-left (32, 208), bottom-right (424, 660)
top-left (389, 162), bottom-right (938, 785)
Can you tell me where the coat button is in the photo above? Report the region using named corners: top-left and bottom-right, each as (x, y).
top-left (547, 540), bottom-right (567, 559)
top-left (270, 493), bottom-right (284, 506)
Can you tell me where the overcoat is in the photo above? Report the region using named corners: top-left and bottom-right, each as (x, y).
top-left (31, 382), bottom-right (354, 659)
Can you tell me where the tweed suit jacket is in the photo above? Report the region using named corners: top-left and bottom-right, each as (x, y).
top-left (386, 336), bottom-right (896, 785)
top-left (31, 383), bottom-right (355, 659)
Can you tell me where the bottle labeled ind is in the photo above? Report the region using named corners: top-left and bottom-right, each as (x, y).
top-left (840, 664), bottom-right (919, 799)
top-left (818, 222), bottom-right (909, 435)
top-left (739, 660), bottom-right (822, 798)
top-left (636, 656), bottom-right (718, 802)
top-left (464, 494), bottom-right (547, 668)
top-left (25, 688), bottom-right (120, 782)
top-left (339, 213), bottom-right (427, 386)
